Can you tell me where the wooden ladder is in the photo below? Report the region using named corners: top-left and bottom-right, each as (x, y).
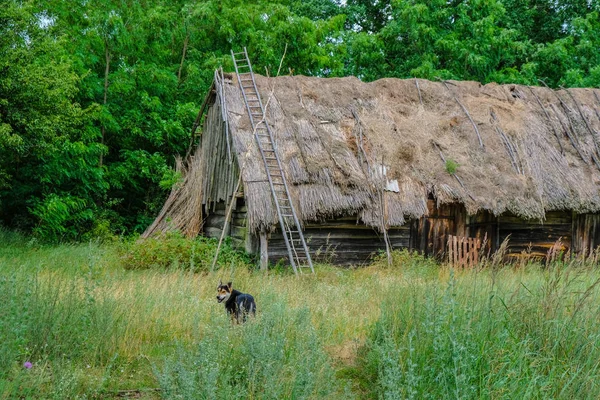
top-left (231, 48), bottom-right (314, 275)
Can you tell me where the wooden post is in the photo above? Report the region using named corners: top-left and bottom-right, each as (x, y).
top-left (259, 231), bottom-right (269, 271)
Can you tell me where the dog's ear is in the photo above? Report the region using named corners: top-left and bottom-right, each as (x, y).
top-left (227, 281), bottom-right (232, 290)
top-left (217, 279), bottom-right (222, 289)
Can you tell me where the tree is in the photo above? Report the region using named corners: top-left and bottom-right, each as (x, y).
top-left (0, 1), bottom-right (105, 239)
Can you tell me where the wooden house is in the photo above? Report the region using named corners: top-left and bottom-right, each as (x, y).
top-left (144, 71), bottom-right (600, 267)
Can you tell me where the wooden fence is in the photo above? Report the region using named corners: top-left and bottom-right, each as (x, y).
top-left (447, 235), bottom-right (481, 268)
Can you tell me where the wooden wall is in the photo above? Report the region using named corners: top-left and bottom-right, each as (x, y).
top-left (498, 211), bottom-right (572, 260)
top-left (203, 196), bottom-right (597, 266)
top-left (467, 210), bottom-right (498, 254)
top-left (200, 103), bottom-right (240, 209)
top-left (410, 203), bottom-right (580, 262)
top-left (410, 201), bottom-right (466, 258)
top-left (203, 198), bottom-right (257, 253)
top-left (267, 216), bottom-right (410, 266)
top-left (572, 214), bottom-right (600, 256)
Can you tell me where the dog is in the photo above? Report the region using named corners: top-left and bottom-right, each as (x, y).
top-left (216, 280), bottom-right (256, 323)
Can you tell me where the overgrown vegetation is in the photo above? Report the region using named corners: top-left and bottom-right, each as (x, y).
top-left (352, 268), bottom-right (600, 398)
top-left (3, 230), bottom-right (600, 398)
top-left (2, 0), bottom-right (600, 240)
top-left (121, 233), bottom-right (253, 272)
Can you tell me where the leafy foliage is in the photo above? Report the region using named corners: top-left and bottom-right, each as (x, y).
top-left (120, 233), bottom-right (254, 271)
top-left (1, 0), bottom-right (599, 241)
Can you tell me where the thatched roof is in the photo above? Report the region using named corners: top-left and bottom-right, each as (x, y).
top-left (222, 74), bottom-right (600, 232)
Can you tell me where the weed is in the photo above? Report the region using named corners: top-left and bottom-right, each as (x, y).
top-left (445, 158), bottom-right (459, 174)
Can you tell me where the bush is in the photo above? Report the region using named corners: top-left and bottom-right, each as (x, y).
top-left (121, 233), bottom-right (254, 272)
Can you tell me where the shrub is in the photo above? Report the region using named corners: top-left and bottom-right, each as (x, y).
top-left (120, 233), bottom-right (254, 272)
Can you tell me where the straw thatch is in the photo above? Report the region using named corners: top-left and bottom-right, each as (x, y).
top-left (147, 73), bottom-right (600, 237)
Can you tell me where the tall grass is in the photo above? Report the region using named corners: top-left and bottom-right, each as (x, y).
top-left (2, 229), bottom-right (600, 399)
top-left (156, 297), bottom-right (351, 399)
top-left (354, 266), bottom-right (600, 399)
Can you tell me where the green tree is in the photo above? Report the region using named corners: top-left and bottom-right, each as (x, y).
top-left (0, 1), bottom-right (106, 239)
top-left (378, 0), bottom-right (531, 83)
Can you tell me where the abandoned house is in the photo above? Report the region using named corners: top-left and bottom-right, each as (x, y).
top-left (144, 54), bottom-right (600, 269)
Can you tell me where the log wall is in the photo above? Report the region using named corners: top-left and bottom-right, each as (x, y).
top-left (203, 199), bottom-right (256, 253)
top-left (467, 210), bottom-right (498, 255)
top-left (411, 203), bottom-right (581, 262)
top-left (267, 216), bottom-right (410, 266)
top-left (498, 211), bottom-right (572, 260)
top-left (572, 214), bottom-right (600, 256)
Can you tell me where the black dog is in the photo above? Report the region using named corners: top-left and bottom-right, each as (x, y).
top-left (216, 281), bottom-right (256, 323)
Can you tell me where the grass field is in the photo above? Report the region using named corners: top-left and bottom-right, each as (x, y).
top-left (2, 230), bottom-right (600, 399)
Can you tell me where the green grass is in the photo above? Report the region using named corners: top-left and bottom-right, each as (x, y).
top-left (2, 229), bottom-right (600, 399)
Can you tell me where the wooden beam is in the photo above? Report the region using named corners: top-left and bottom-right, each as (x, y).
top-left (260, 231), bottom-right (269, 271)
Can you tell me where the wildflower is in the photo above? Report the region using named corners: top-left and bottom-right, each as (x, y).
top-left (23, 361), bottom-right (32, 369)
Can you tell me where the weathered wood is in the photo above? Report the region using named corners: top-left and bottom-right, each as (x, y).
top-left (572, 213), bottom-right (600, 256)
top-left (467, 210), bottom-right (498, 253)
top-left (205, 214), bottom-right (229, 230)
top-left (267, 219), bottom-right (411, 266)
top-left (204, 226), bottom-right (223, 238)
top-left (447, 234), bottom-right (481, 268)
top-left (230, 225), bottom-right (247, 240)
top-left (210, 174), bottom-right (242, 271)
top-left (498, 212), bottom-right (573, 259)
top-left (259, 231), bottom-right (268, 271)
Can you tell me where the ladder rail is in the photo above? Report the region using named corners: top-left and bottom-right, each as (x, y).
top-left (241, 45), bottom-right (313, 271)
top-left (231, 50), bottom-right (298, 274)
top-left (263, 119), bottom-right (313, 271)
top-left (231, 49), bottom-right (313, 273)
